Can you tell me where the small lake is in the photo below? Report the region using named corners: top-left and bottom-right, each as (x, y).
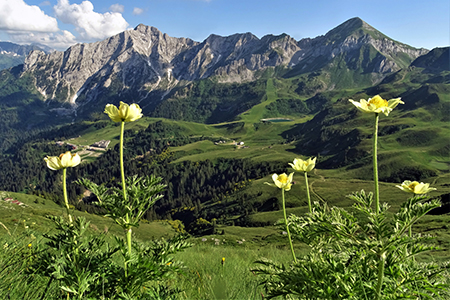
top-left (260, 118), bottom-right (293, 123)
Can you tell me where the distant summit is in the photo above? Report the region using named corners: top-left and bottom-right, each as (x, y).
top-left (0, 42), bottom-right (52, 70)
top-left (323, 17), bottom-right (373, 41)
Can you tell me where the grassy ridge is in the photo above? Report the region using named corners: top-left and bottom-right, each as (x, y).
top-left (0, 191), bottom-right (177, 241)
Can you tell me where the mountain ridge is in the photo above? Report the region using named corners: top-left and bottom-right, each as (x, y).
top-left (17, 17), bottom-right (429, 116)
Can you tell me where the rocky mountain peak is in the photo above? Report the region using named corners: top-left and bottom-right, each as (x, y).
top-left (323, 17), bottom-right (383, 44)
top-left (17, 17), bottom-right (432, 112)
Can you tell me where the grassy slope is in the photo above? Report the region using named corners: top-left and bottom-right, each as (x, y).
top-left (0, 191), bottom-right (177, 241)
top-left (1, 89), bottom-right (449, 299)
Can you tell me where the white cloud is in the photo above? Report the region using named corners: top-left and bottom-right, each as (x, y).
top-left (132, 7), bottom-right (144, 16)
top-left (0, 0), bottom-right (59, 32)
top-left (109, 4), bottom-right (124, 13)
top-left (54, 0), bottom-right (129, 40)
top-left (40, 1), bottom-right (51, 6)
top-left (8, 30), bottom-right (77, 50)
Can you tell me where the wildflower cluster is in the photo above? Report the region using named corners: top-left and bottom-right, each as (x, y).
top-left (35, 101), bottom-right (190, 299)
top-left (254, 95), bottom-right (448, 300)
top-left (265, 156), bottom-right (316, 263)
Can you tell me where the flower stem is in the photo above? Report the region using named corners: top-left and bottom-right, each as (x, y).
top-left (62, 168), bottom-right (73, 224)
top-left (375, 252), bottom-right (385, 300)
top-left (120, 121), bottom-right (127, 203)
top-left (304, 172), bottom-right (312, 213)
top-left (373, 113), bottom-right (380, 214)
top-left (119, 121), bottom-right (132, 257)
top-left (282, 189), bottom-right (297, 263)
top-left (126, 225), bottom-right (132, 254)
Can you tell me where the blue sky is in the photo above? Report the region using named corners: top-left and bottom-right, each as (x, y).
top-left (0, 0), bottom-right (448, 51)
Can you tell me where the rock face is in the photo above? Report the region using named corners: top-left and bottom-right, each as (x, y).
top-left (23, 25), bottom-right (198, 104)
top-left (21, 17), bottom-right (428, 108)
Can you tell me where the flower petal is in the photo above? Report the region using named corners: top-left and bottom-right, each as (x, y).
top-left (70, 153), bottom-right (81, 167)
top-left (104, 104), bottom-right (122, 122)
top-left (126, 103), bottom-right (143, 122)
top-left (272, 173), bottom-right (282, 189)
top-left (118, 101), bottom-right (129, 120)
top-left (387, 98), bottom-right (404, 109)
top-left (59, 151), bottom-right (72, 167)
top-left (44, 156), bottom-right (63, 170)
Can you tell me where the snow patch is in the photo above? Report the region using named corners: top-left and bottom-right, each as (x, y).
top-left (71, 88), bottom-right (84, 104)
top-left (146, 59), bottom-right (161, 87)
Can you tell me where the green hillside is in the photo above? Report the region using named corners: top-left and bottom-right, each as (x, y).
top-left (0, 61), bottom-right (448, 226)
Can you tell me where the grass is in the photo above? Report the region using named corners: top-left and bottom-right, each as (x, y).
top-left (3, 185), bottom-right (448, 299)
top-left (238, 78), bottom-right (278, 124)
top-left (172, 243), bottom-right (294, 300)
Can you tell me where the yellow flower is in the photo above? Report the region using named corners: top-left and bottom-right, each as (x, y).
top-left (265, 173), bottom-right (294, 191)
top-left (221, 257), bottom-right (225, 265)
top-left (28, 243), bottom-right (32, 248)
top-left (396, 180), bottom-right (437, 194)
top-left (289, 157), bottom-right (316, 172)
top-left (44, 151), bottom-right (81, 170)
top-left (349, 95), bottom-right (404, 116)
top-left (104, 101), bottom-right (143, 122)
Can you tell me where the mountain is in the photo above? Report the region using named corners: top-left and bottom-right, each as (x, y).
top-left (0, 42), bottom-right (52, 70)
top-left (285, 18), bottom-right (428, 90)
top-left (411, 46), bottom-right (449, 71)
top-left (15, 17), bottom-right (428, 120)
